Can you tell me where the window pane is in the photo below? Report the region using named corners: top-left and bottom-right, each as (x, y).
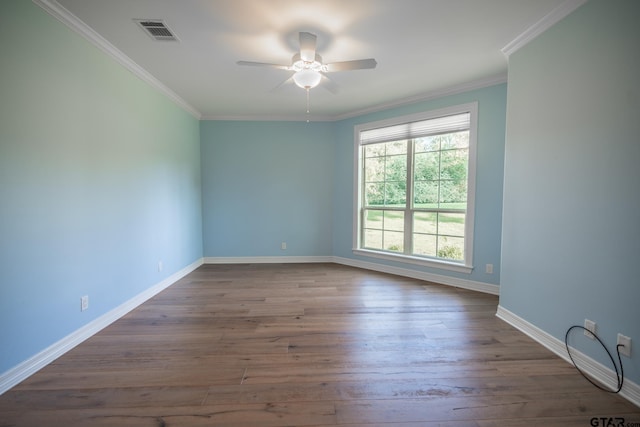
top-left (437, 236), bottom-right (464, 261)
top-left (364, 157), bottom-right (385, 182)
top-left (363, 142), bottom-right (407, 208)
top-left (385, 154), bottom-right (407, 182)
top-left (385, 141), bottom-right (407, 155)
top-left (365, 183), bottom-right (384, 206)
top-left (384, 211), bottom-right (404, 232)
top-left (364, 209), bottom-right (405, 253)
top-left (438, 213), bottom-right (465, 237)
top-left (439, 201), bottom-right (467, 210)
top-left (413, 211), bottom-right (437, 234)
top-left (415, 136), bottom-right (439, 153)
top-left (439, 131), bottom-right (469, 150)
top-left (413, 181), bottom-right (438, 207)
top-left (440, 148), bottom-right (468, 181)
top-left (384, 231), bottom-right (404, 252)
top-left (364, 229), bottom-right (382, 250)
top-left (364, 144), bottom-right (385, 158)
top-left (384, 181), bottom-right (406, 206)
top-left (439, 180), bottom-right (466, 204)
top-left (364, 209), bottom-right (383, 229)
top-left (414, 152), bottom-right (439, 181)
top-left (413, 233), bottom-right (436, 257)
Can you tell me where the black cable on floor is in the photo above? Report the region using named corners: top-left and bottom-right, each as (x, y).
top-left (565, 325), bottom-right (624, 394)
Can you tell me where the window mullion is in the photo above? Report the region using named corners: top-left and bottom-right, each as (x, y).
top-left (404, 139), bottom-right (414, 255)
top-left (435, 148), bottom-right (442, 257)
top-left (360, 147), bottom-right (366, 248)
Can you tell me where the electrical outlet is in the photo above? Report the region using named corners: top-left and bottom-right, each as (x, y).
top-left (80, 295), bottom-right (89, 312)
top-left (617, 333), bottom-right (631, 357)
top-left (158, 260), bottom-right (163, 272)
top-left (485, 264), bottom-right (493, 274)
top-left (281, 242), bottom-right (287, 250)
top-left (584, 319), bottom-right (596, 339)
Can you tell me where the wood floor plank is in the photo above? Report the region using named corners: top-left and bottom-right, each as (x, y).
top-left (13, 364), bottom-right (246, 391)
top-left (1, 263), bottom-right (638, 426)
top-left (334, 395), bottom-right (638, 424)
top-left (199, 374), bottom-right (606, 406)
top-left (0, 386), bottom-right (210, 410)
top-left (4, 402), bottom-right (337, 427)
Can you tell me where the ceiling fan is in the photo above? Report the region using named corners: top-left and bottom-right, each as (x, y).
top-left (237, 32), bottom-right (377, 93)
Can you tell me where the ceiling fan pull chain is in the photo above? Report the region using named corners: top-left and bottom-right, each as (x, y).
top-left (306, 88), bottom-right (311, 122)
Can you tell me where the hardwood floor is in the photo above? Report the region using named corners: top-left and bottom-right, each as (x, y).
top-left (1, 263), bottom-right (638, 426)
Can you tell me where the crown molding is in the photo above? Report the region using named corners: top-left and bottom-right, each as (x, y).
top-left (32, 0), bottom-right (202, 119)
top-left (200, 114), bottom-right (336, 122)
top-left (502, 0), bottom-right (588, 57)
top-left (333, 73), bottom-right (507, 121)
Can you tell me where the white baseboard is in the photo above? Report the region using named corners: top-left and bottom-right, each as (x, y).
top-left (496, 305), bottom-right (640, 407)
top-left (333, 256), bottom-right (500, 295)
top-left (203, 256), bottom-right (333, 264)
top-left (204, 255), bottom-right (499, 295)
top-left (0, 258), bottom-right (203, 396)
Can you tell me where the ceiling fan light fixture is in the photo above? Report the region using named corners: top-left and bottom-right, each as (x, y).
top-left (293, 69), bottom-right (322, 89)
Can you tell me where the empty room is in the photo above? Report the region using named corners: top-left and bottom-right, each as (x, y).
top-left (1, 0), bottom-right (639, 425)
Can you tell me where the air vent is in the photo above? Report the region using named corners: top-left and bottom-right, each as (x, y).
top-left (134, 19), bottom-right (179, 42)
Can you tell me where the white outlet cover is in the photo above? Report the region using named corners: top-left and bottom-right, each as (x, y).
top-left (80, 295), bottom-right (89, 311)
top-left (617, 333), bottom-right (631, 357)
top-left (584, 319), bottom-right (596, 339)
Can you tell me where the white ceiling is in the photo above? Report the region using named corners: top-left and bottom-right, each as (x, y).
top-left (52, 0), bottom-right (568, 120)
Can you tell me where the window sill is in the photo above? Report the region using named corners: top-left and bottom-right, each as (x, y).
top-left (352, 249), bottom-right (474, 274)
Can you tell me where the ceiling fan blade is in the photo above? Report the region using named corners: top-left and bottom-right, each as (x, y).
top-left (237, 61), bottom-right (290, 70)
top-left (270, 75), bottom-right (295, 92)
top-left (325, 58), bottom-right (377, 72)
top-left (320, 73), bottom-right (339, 94)
top-left (299, 32), bottom-right (317, 62)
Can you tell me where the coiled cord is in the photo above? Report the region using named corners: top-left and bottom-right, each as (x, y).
top-left (565, 325), bottom-right (624, 393)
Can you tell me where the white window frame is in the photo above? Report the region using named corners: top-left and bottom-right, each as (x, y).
top-left (352, 103), bottom-right (478, 274)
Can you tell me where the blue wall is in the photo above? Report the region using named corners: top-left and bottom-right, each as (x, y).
top-left (333, 85), bottom-right (507, 285)
top-left (500, 0), bottom-right (640, 384)
top-left (0, 0), bottom-right (203, 373)
top-left (200, 121), bottom-right (335, 257)
top-left (200, 84), bottom-right (507, 287)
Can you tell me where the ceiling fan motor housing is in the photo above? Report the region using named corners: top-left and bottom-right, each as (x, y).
top-left (291, 52), bottom-right (326, 72)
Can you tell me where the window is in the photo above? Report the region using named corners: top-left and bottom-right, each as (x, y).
top-left (353, 103), bottom-right (477, 273)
